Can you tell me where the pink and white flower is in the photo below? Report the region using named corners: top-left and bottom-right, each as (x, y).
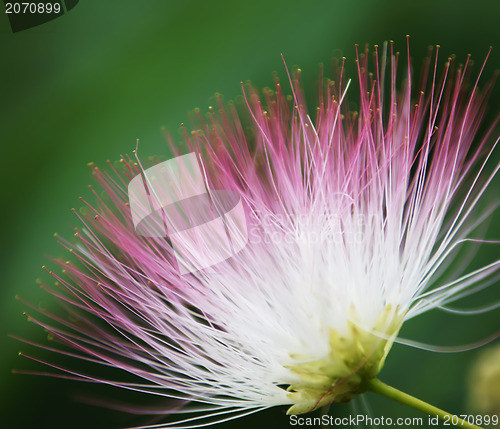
top-left (19, 40), bottom-right (500, 427)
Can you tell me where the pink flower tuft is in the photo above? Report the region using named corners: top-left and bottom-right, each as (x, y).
top-left (18, 40), bottom-right (500, 427)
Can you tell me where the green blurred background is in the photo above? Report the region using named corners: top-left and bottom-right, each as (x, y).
top-left (1, 1), bottom-right (499, 428)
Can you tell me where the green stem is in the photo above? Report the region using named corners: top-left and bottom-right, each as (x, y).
top-left (367, 378), bottom-right (482, 429)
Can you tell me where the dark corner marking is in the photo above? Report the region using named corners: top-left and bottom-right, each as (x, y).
top-left (4, 0), bottom-right (79, 33)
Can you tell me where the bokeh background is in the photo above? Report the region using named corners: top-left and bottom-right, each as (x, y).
top-left (1, 1), bottom-right (499, 428)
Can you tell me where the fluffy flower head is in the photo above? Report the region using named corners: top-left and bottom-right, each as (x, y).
top-left (22, 41), bottom-right (500, 427)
